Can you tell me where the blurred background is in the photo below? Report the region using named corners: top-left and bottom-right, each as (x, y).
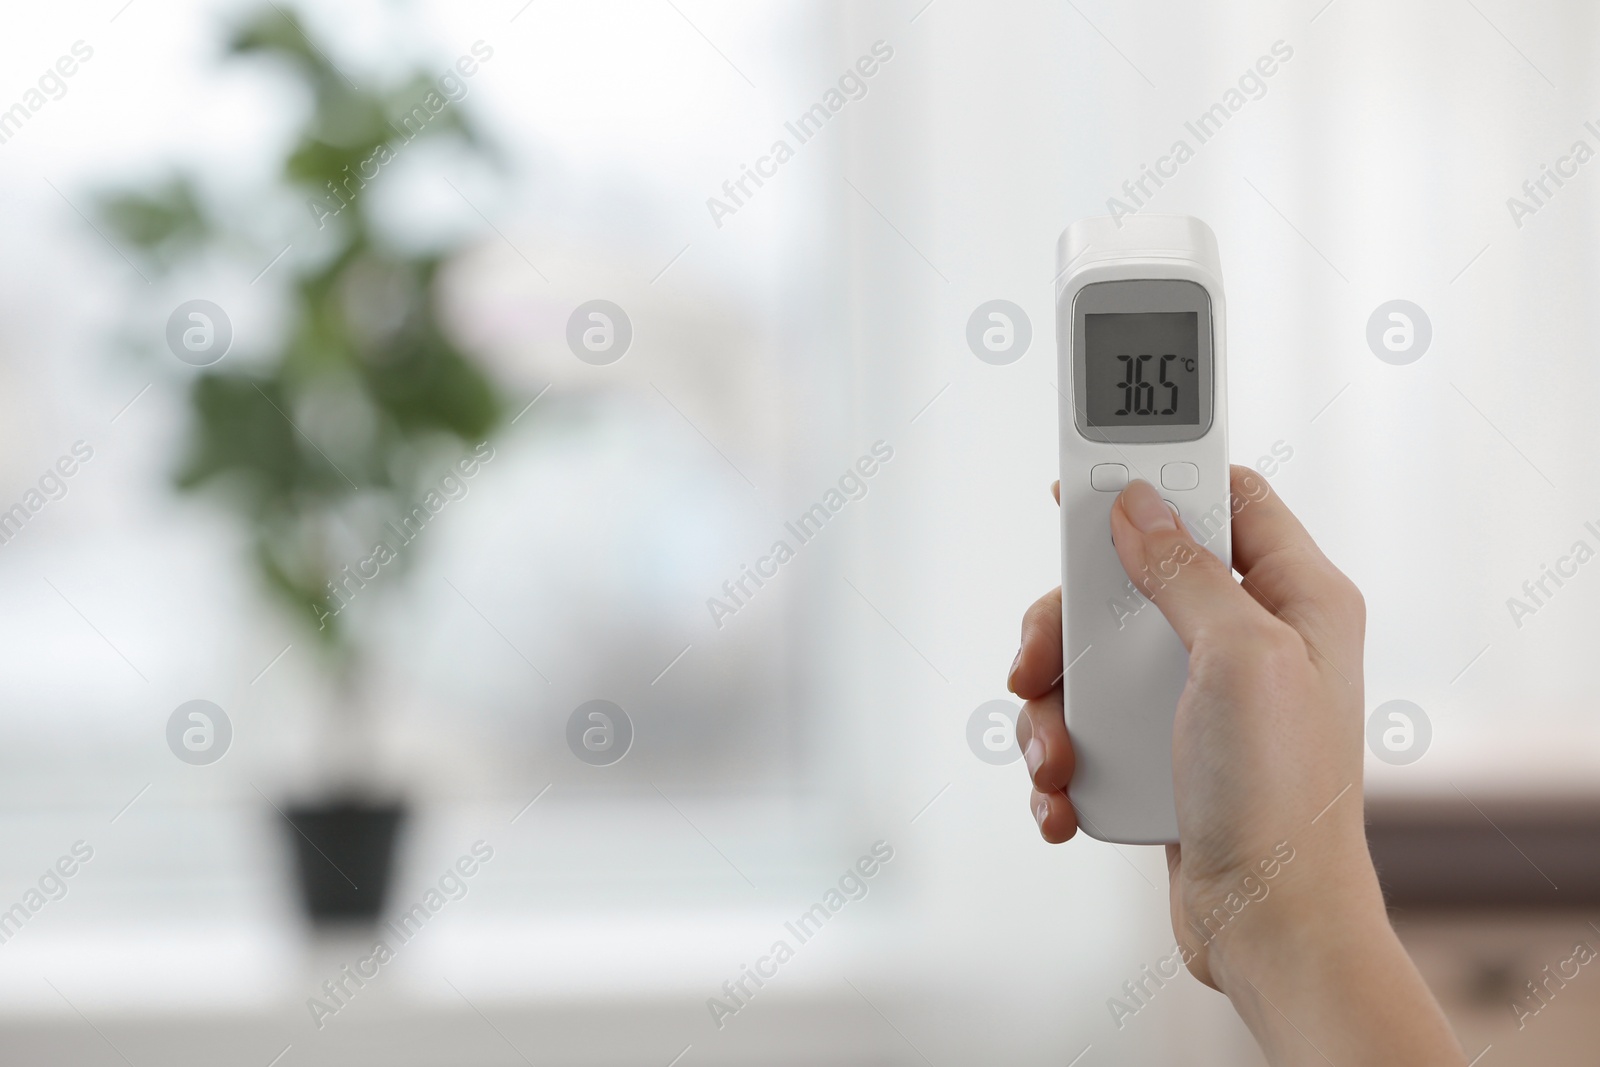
top-left (0, 0), bottom-right (1597, 1063)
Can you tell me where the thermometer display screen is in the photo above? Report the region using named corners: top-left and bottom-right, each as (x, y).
top-left (1084, 312), bottom-right (1201, 427)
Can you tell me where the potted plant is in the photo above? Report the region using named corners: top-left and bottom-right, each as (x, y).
top-left (100, 6), bottom-right (508, 923)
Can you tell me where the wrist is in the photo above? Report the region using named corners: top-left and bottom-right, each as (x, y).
top-left (1205, 847), bottom-right (1464, 1065)
top-left (1206, 830), bottom-right (1389, 996)
top-left (1209, 875), bottom-right (1393, 1000)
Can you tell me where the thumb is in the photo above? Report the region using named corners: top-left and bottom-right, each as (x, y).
top-left (1109, 479), bottom-right (1264, 652)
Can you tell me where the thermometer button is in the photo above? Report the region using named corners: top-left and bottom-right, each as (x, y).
top-left (1160, 462), bottom-right (1199, 491)
top-left (1090, 463), bottom-right (1129, 492)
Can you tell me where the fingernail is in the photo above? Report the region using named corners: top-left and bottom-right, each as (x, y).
top-left (1034, 799), bottom-right (1049, 829)
top-left (1024, 736), bottom-right (1044, 779)
top-left (1006, 649), bottom-right (1021, 692)
top-left (1123, 479), bottom-right (1176, 534)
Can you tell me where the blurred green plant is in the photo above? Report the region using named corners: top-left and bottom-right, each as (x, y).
top-left (99, 7), bottom-right (507, 671)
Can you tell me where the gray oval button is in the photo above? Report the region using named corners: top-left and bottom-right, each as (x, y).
top-left (1160, 462), bottom-right (1199, 491)
top-left (1090, 464), bottom-right (1128, 492)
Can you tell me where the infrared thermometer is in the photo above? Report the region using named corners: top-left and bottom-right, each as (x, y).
top-left (1055, 214), bottom-right (1230, 845)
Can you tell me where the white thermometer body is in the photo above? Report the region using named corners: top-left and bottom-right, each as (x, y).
top-left (1055, 214), bottom-right (1230, 845)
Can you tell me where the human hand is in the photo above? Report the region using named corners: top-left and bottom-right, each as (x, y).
top-left (1008, 468), bottom-right (1463, 1064)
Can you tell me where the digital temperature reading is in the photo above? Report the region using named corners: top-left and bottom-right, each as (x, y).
top-left (1084, 312), bottom-right (1201, 427)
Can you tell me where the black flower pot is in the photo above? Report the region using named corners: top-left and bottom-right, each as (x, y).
top-left (282, 799), bottom-right (405, 924)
